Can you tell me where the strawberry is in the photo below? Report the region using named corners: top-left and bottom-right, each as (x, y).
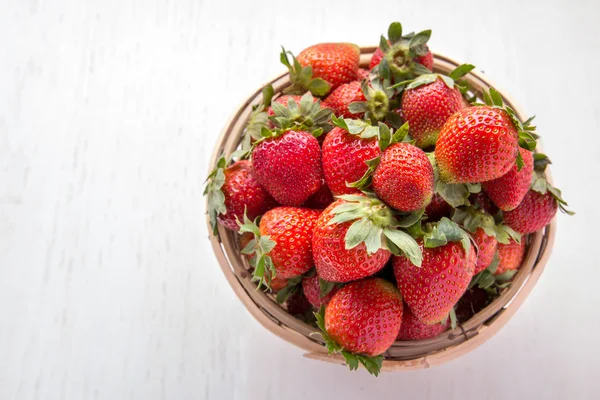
top-left (252, 130), bottom-right (323, 206)
top-left (393, 218), bottom-right (475, 324)
top-left (303, 182), bottom-right (334, 209)
top-left (312, 194), bottom-right (422, 282)
top-left (295, 43), bottom-right (361, 90)
top-left (205, 158), bottom-right (277, 233)
top-left (323, 81), bottom-right (366, 118)
top-left (503, 190), bottom-right (558, 234)
top-left (425, 193), bottom-right (452, 222)
top-left (400, 66), bottom-right (474, 148)
top-left (373, 142), bottom-right (434, 212)
top-left (238, 207), bottom-right (320, 287)
top-left (268, 272), bottom-right (289, 292)
top-left (482, 148), bottom-right (534, 211)
top-left (472, 228), bottom-right (498, 275)
top-left (321, 122), bottom-right (381, 196)
top-left (302, 274), bottom-right (340, 308)
top-left (469, 192), bottom-right (499, 215)
top-left (397, 304), bottom-right (448, 340)
top-left (435, 106), bottom-right (519, 183)
top-left (370, 46), bottom-right (433, 71)
top-left (356, 68), bottom-right (370, 80)
top-left (495, 239), bottom-right (526, 276)
top-left (315, 278), bottom-right (403, 375)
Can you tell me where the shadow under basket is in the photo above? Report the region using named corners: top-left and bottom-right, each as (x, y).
top-left (207, 46), bottom-right (556, 371)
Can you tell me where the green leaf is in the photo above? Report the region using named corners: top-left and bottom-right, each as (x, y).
top-left (345, 218), bottom-right (374, 250)
top-left (439, 75), bottom-right (455, 89)
top-left (379, 35), bottom-right (390, 52)
top-left (424, 217), bottom-right (471, 255)
top-left (347, 157), bottom-right (380, 190)
top-left (531, 175), bottom-right (548, 194)
top-left (355, 354), bottom-right (384, 377)
top-left (516, 151), bottom-right (524, 171)
top-left (388, 22), bottom-right (403, 44)
top-left (406, 74), bottom-right (437, 90)
top-left (409, 30), bottom-right (431, 48)
top-left (486, 251), bottom-right (500, 274)
top-left (383, 228), bottom-right (423, 266)
top-left (518, 130), bottom-right (537, 151)
top-left (436, 181), bottom-right (470, 208)
top-left (308, 79), bottom-right (331, 97)
top-left (478, 271), bottom-right (496, 289)
top-left (449, 308), bottom-right (458, 330)
top-left (395, 209), bottom-right (425, 228)
top-left (412, 62), bottom-right (432, 76)
top-left (495, 270), bottom-right (517, 283)
top-left (533, 153), bottom-right (552, 172)
top-left (276, 277), bottom-right (301, 304)
top-left (240, 239), bottom-right (256, 255)
top-left (489, 87), bottom-right (504, 107)
top-left (319, 278), bottom-right (338, 298)
top-left (449, 64), bottom-right (475, 80)
top-left (341, 351), bottom-right (359, 371)
top-left (348, 102), bottom-right (368, 113)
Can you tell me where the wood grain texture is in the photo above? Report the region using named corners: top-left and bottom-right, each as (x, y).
top-left (1, 0), bottom-right (599, 399)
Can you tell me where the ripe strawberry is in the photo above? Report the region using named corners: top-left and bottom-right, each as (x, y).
top-left (267, 272), bottom-right (289, 292)
top-left (302, 274), bottom-right (339, 308)
top-left (473, 228), bottom-right (498, 275)
top-left (252, 130), bottom-right (323, 206)
top-left (303, 182), bottom-right (334, 209)
top-left (393, 239), bottom-right (475, 324)
top-left (482, 148), bottom-right (534, 211)
top-left (258, 207), bottom-right (320, 278)
top-left (205, 159), bottom-right (277, 233)
top-left (397, 304), bottom-right (448, 340)
top-left (239, 232), bottom-right (255, 259)
top-left (373, 142), bottom-right (434, 212)
top-left (503, 190), bottom-right (558, 234)
top-left (401, 76), bottom-right (463, 148)
top-left (369, 44), bottom-right (433, 71)
top-left (495, 239), bottom-right (526, 276)
top-left (323, 81), bottom-right (366, 118)
top-left (435, 106), bottom-right (519, 183)
top-left (425, 193), bottom-right (452, 222)
top-left (324, 278), bottom-right (403, 356)
top-left (322, 126), bottom-right (381, 196)
top-left (313, 200), bottom-right (391, 282)
top-left (356, 68), bottom-right (370, 80)
top-left (296, 43), bottom-right (361, 90)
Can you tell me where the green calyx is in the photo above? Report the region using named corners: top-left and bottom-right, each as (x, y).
top-left (530, 153), bottom-right (574, 215)
top-left (348, 79), bottom-right (402, 127)
top-left (237, 212), bottom-right (278, 290)
top-left (269, 92), bottom-right (333, 137)
top-left (314, 306), bottom-right (384, 376)
top-left (421, 217), bottom-right (472, 257)
top-left (475, 87), bottom-right (538, 170)
top-left (391, 63), bottom-right (475, 93)
top-left (327, 193), bottom-right (423, 266)
top-left (204, 156), bottom-right (228, 235)
top-left (428, 153), bottom-right (481, 206)
top-left (469, 251), bottom-right (518, 295)
top-left (452, 207), bottom-right (522, 245)
top-left (244, 84), bottom-right (275, 147)
top-left (280, 47), bottom-right (331, 97)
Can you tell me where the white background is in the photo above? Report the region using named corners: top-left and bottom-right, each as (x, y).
top-left (1, 0), bottom-right (599, 399)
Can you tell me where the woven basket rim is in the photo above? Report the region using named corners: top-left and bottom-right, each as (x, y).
top-left (206, 47), bottom-right (556, 370)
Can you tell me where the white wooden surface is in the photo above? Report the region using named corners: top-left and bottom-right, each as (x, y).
top-left (1, 0), bottom-right (599, 399)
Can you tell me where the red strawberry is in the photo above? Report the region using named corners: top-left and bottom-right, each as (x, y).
top-left (302, 274), bottom-right (339, 308)
top-left (369, 44), bottom-right (433, 71)
top-left (323, 81), bottom-right (366, 118)
top-left (495, 239), bottom-right (526, 276)
top-left (503, 190), bottom-right (558, 234)
top-left (393, 240), bottom-right (475, 324)
top-left (483, 148), bottom-right (534, 211)
top-left (322, 126), bottom-right (381, 196)
top-left (473, 228), bottom-right (498, 275)
top-left (425, 193), bottom-right (452, 222)
top-left (268, 272), bottom-right (289, 292)
top-left (435, 106), bottom-right (519, 183)
top-left (313, 200), bottom-right (391, 282)
top-left (324, 278), bottom-right (403, 356)
top-left (205, 159), bottom-right (277, 233)
top-left (258, 207), bottom-right (321, 278)
top-left (303, 182), bottom-right (334, 209)
top-left (253, 130), bottom-right (323, 206)
top-left (356, 68), bottom-right (370, 80)
top-left (401, 77), bottom-right (463, 148)
top-left (373, 143), bottom-right (434, 212)
top-left (469, 192), bottom-right (499, 215)
top-left (397, 304), bottom-right (448, 340)
top-left (296, 43), bottom-right (361, 90)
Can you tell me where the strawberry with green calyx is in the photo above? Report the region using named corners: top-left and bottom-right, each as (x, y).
top-left (205, 157), bottom-right (277, 234)
top-left (312, 195), bottom-right (423, 283)
top-left (322, 116), bottom-right (383, 196)
top-left (495, 239), bottom-right (526, 276)
top-left (372, 124), bottom-right (435, 212)
top-left (269, 92), bottom-right (334, 136)
top-left (238, 207), bottom-right (320, 289)
top-left (275, 275), bottom-right (303, 304)
top-left (528, 153), bottom-right (574, 216)
top-left (396, 304), bottom-right (449, 341)
top-left (323, 81), bottom-right (366, 119)
top-left (280, 47), bottom-right (331, 97)
top-left (395, 64), bottom-right (475, 148)
top-left (393, 217), bottom-right (475, 324)
top-left (314, 278), bottom-right (404, 376)
top-left (295, 43), bottom-right (361, 91)
top-left (302, 274), bottom-right (343, 308)
top-left (482, 148), bottom-right (534, 211)
top-left (428, 152), bottom-right (482, 208)
top-left (347, 78), bottom-right (403, 128)
top-left (370, 22), bottom-right (434, 83)
top-left (244, 84), bottom-right (275, 147)
top-left (470, 239), bottom-right (526, 296)
top-left (503, 190), bottom-right (561, 234)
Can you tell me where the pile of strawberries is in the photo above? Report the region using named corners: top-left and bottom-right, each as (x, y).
top-left (205, 22), bottom-right (572, 376)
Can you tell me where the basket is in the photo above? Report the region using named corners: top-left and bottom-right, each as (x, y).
top-left (206, 46), bottom-right (556, 371)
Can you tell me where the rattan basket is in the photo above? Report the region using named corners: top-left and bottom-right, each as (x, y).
top-left (206, 46), bottom-right (556, 371)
